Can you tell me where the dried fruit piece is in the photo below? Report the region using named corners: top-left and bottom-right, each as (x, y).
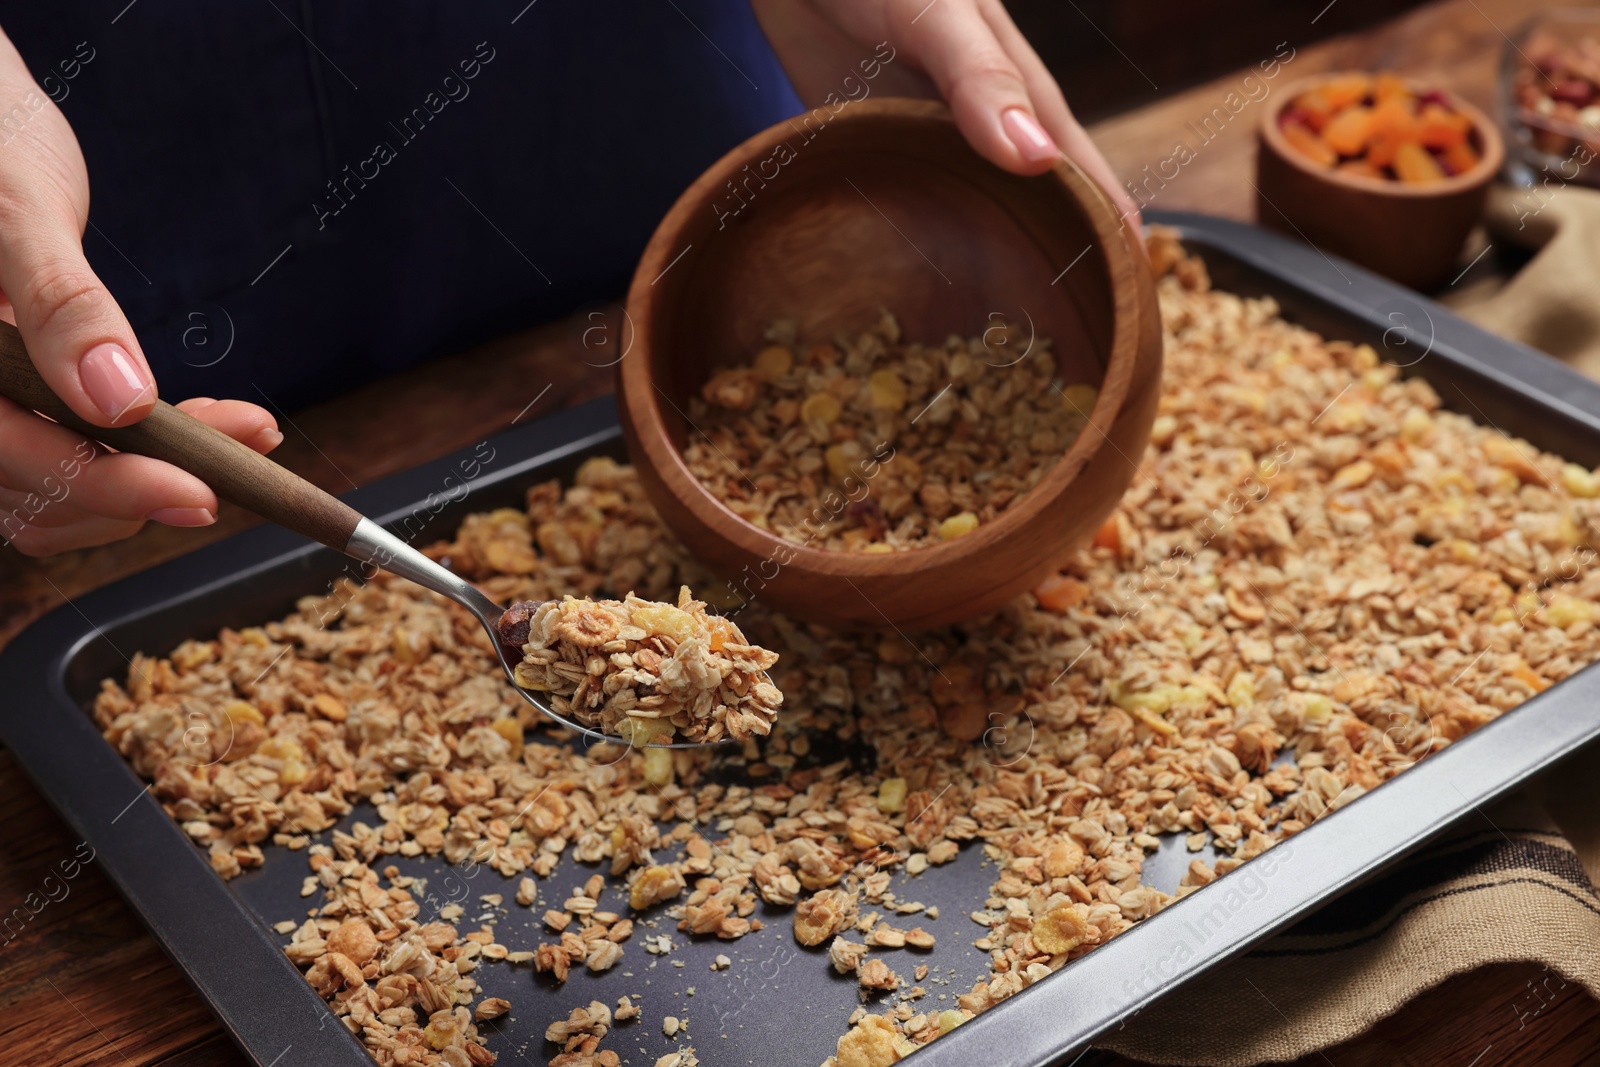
top-left (1034, 574), bottom-right (1089, 612)
top-left (1294, 87), bottom-right (1337, 130)
top-left (1372, 71), bottom-right (1411, 105)
top-left (1322, 104), bottom-right (1374, 156)
top-left (800, 392), bottom-right (842, 431)
top-left (1059, 383), bottom-right (1099, 418)
top-left (867, 369), bottom-right (908, 411)
top-left (1563, 463), bottom-right (1600, 498)
top-left (1092, 516), bottom-right (1122, 552)
top-left (1416, 103), bottom-right (1471, 149)
top-left (630, 865), bottom-right (686, 911)
top-left (1320, 72), bottom-right (1372, 111)
top-left (753, 344), bottom-right (793, 382)
top-left (643, 746), bottom-right (675, 786)
top-left (1337, 159), bottom-right (1383, 179)
top-left (629, 602), bottom-right (697, 645)
top-left (1393, 141), bottom-right (1445, 183)
top-left (1545, 594), bottom-right (1597, 629)
top-left (1282, 120), bottom-right (1336, 167)
top-left (877, 777), bottom-right (907, 815)
top-left (495, 599), bottom-right (539, 652)
top-left (223, 700), bottom-right (264, 726)
top-left (1440, 140), bottom-right (1480, 175)
top-left (937, 512), bottom-right (979, 540)
top-left (1483, 437), bottom-right (1548, 485)
top-left (490, 717), bottom-right (524, 760)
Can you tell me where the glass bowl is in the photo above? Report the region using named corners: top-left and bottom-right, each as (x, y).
top-left (1499, 8), bottom-right (1600, 187)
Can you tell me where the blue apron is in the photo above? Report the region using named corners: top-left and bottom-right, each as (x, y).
top-left (1, 2), bottom-right (803, 410)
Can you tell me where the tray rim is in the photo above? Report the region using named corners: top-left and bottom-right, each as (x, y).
top-left (3, 213), bottom-right (1599, 1067)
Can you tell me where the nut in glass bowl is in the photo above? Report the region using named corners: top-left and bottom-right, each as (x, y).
top-left (1500, 8), bottom-right (1600, 188)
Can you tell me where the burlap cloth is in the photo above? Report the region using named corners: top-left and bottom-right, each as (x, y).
top-left (1099, 186), bottom-right (1600, 1065)
top-left (1444, 184), bottom-right (1600, 374)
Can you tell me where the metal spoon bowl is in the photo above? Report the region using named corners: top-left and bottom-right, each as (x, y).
top-left (0, 324), bottom-right (727, 750)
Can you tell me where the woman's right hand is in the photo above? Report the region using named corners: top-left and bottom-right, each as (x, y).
top-left (0, 29), bottom-right (281, 557)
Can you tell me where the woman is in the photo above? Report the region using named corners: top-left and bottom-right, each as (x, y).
top-left (0, 0), bottom-right (1133, 556)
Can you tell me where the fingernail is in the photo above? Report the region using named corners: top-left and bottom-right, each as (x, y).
top-left (148, 507), bottom-right (216, 527)
top-left (255, 428), bottom-right (284, 451)
top-left (80, 342), bottom-right (154, 423)
top-left (1002, 108), bottom-right (1059, 164)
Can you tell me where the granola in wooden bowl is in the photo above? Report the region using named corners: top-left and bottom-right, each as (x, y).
top-left (682, 312), bottom-right (1102, 551)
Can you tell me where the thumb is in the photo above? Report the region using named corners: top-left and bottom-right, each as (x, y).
top-left (0, 200), bottom-right (154, 428)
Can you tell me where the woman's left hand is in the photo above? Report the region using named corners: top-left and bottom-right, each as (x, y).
top-left (752, 0), bottom-right (1140, 230)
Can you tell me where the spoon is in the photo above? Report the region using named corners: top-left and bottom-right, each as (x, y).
top-left (0, 325), bottom-right (720, 750)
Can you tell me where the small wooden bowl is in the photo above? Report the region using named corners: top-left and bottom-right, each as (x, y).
top-left (1256, 73), bottom-right (1504, 291)
top-left (619, 99), bottom-right (1161, 631)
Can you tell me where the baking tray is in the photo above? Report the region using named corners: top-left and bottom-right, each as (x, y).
top-left (4, 212), bottom-right (1600, 1067)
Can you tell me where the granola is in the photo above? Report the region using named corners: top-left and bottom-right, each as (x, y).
top-left (545, 1000), bottom-right (616, 1066)
top-left (794, 887), bottom-right (855, 946)
top-left (93, 231), bottom-right (1600, 1067)
top-left (282, 852), bottom-right (498, 1066)
top-left (496, 589), bottom-right (782, 743)
top-left (681, 311), bottom-right (1095, 550)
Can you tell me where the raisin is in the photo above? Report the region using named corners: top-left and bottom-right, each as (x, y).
top-left (495, 600), bottom-right (541, 652)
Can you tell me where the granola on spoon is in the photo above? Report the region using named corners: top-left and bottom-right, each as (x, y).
top-left (496, 586), bottom-right (782, 745)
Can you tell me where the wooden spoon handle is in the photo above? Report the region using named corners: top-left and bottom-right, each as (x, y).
top-left (0, 320), bottom-right (363, 551)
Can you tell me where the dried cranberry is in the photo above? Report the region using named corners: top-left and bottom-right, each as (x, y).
top-left (847, 497), bottom-right (887, 541)
top-left (1553, 79), bottom-right (1594, 107)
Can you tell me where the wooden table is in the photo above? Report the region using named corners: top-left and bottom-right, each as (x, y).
top-left (4, 0), bottom-right (1599, 1063)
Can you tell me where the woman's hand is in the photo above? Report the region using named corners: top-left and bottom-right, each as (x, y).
top-left (0, 30), bottom-right (280, 557)
top-left (752, 0), bottom-right (1140, 229)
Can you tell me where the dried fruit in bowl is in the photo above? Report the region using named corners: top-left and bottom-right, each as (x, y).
top-left (1279, 72), bottom-right (1482, 180)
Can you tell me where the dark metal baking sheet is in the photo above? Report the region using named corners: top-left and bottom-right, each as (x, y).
top-left (2, 211), bottom-right (1599, 1067)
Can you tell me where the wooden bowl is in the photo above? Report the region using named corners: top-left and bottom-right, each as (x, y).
top-left (1256, 73), bottom-right (1504, 291)
top-left (619, 99), bottom-right (1161, 631)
